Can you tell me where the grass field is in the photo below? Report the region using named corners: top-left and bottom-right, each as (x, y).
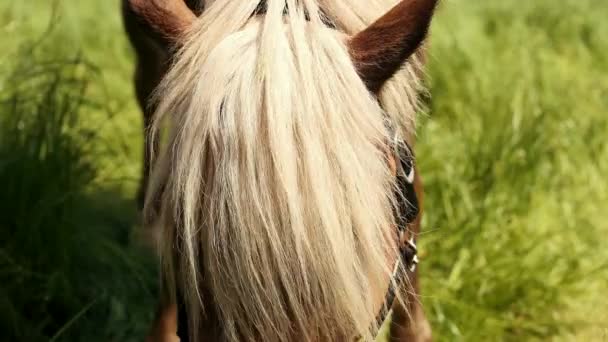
top-left (1, 0), bottom-right (607, 341)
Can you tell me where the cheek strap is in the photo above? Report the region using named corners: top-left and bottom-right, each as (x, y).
top-left (373, 139), bottom-right (420, 331)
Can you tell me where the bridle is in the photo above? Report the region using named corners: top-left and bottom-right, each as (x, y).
top-left (373, 137), bottom-right (420, 329)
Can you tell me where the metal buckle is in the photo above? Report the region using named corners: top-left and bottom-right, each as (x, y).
top-left (406, 236), bottom-right (419, 272)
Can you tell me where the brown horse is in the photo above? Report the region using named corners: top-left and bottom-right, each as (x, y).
top-left (122, 0), bottom-right (437, 341)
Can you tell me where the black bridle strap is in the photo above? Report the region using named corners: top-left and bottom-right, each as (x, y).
top-left (372, 139), bottom-right (420, 331)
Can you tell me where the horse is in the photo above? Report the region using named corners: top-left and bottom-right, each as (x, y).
top-left (122, 0), bottom-right (438, 341)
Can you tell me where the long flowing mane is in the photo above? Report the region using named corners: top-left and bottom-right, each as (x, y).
top-left (145, 0), bottom-right (426, 340)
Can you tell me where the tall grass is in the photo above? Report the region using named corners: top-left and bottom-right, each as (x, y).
top-left (418, 0), bottom-right (608, 340)
top-left (0, 55), bottom-right (157, 341)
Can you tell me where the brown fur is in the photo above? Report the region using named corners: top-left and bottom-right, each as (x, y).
top-left (122, 0), bottom-right (202, 207)
top-left (349, 0), bottom-right (438, 92)
top-left (127, 0), bottom-right (197, 45)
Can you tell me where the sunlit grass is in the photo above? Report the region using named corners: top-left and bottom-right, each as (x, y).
top-left (418, 0), bottom-right (608, 340)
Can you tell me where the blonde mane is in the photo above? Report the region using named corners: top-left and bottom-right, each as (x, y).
top-left (145, 0), bottom-right (425, 340)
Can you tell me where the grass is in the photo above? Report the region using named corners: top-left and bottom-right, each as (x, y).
top-left (0, 46), bottom-right (157, 340)
top-left (1, 0), bottom-right (607, 341)
top-left (419, 0), bottom-right (608, 340)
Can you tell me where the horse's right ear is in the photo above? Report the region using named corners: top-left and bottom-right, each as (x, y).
top-left (348, 0), bottom-right (439, 93)
top-left (127, 0), bottom-right (196, 45)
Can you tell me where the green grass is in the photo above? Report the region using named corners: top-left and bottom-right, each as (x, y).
top-left (0, 48), bottom-right (157, 342)
top-left (1, 2), bottom-right (155, 340)
top-left (1, 0), bottom-right (607, 341)
top-left (419, 0), bottom-right (608, 340)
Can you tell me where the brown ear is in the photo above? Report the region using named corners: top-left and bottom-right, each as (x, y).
top-left (127, 0), bottom-right (196, 45)
top-left (349, 0), bottom-right (439, 93)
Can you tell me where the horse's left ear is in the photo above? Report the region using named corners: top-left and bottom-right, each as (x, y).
top-left (349, 0), bottom-right (439, 93)
top-left (127, 0), bottom-right (196, 45)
